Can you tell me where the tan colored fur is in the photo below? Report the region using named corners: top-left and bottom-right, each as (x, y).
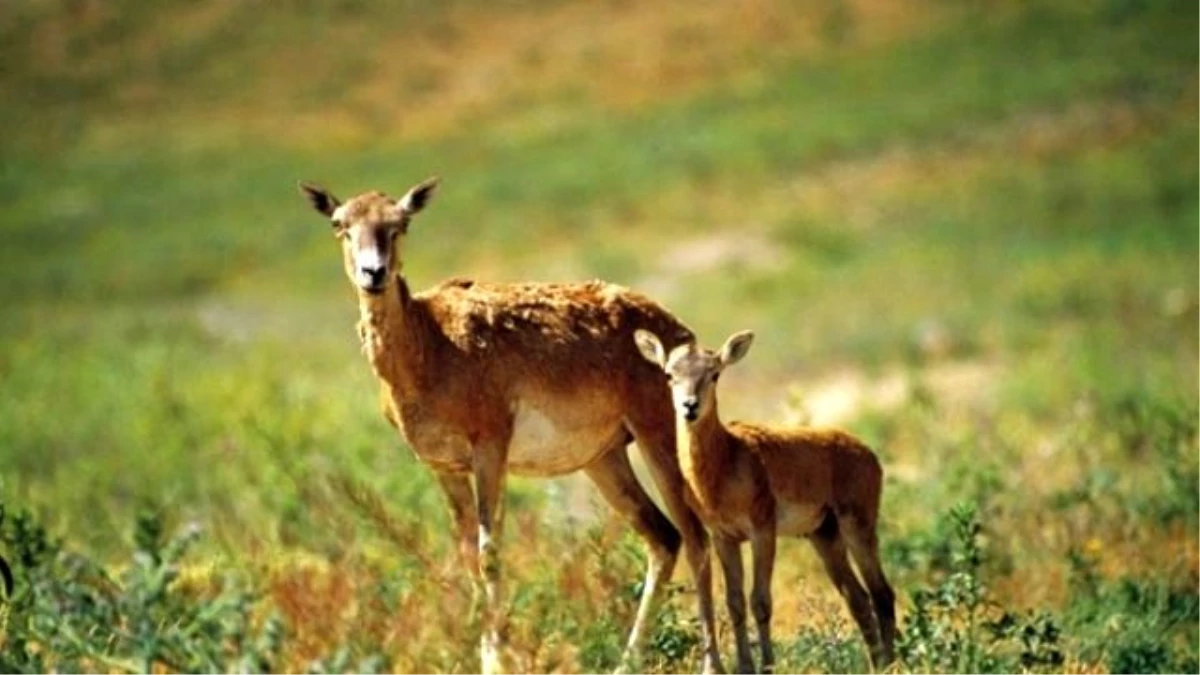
top-left (637, 330), bottom-right (897, 673)
top-left (690, 423), bottom-right (884, 540)
top-left (300, 179), bottom-right (727, 674)
top-left (363, 275), bottom-right (694, 477)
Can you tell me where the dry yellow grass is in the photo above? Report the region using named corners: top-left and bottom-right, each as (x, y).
top-left (28, 0), bottom-right (951, 151)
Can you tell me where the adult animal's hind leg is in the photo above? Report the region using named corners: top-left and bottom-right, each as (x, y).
top-left (843, 514), bottom-right (896, 668)
top-left (810, 528), bottom-right (885, 671)
top-left (474, 446), bottom-right (510, 675)
top-left (584, 433), bottom-right (681, 673)
top-left (627, 417), bottom-right (723, 674)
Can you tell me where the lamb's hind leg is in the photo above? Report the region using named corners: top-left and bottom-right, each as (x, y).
top-left (810, 525), bottom-right (885, 672)
top-left (843, 514), bottom-right (896, 669)
top-left (584, 433), bottom-right (681, 673)
top-left (749, 527), bottom-right (776, 674)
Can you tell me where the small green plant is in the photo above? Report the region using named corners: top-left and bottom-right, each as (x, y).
top-left (779, 621), bottom-right (868, 674)
top-left (0, 505), bottom-right (315, 672)
top-left (0, 504), bottom-right (287, 673)
top-left (1065, 548), bottom-right (1199, 674)
top-left (578, 531), bottom-right (700, 673)
top-left (644, 584), bottom-right (702, 669)
top-left (898, 503), bottom-right (1064, 673)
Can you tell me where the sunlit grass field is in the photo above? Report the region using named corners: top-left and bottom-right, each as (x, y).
top-left (1, 1), bottom-right (1196, 672)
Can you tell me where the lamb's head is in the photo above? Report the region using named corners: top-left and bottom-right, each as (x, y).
top-left (299, 177), bottom-right (439, 295)
top-left (635, 329), bottom-right (755, 424)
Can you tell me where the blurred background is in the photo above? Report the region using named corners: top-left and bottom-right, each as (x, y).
top-left (0, 1), bottom-right (1196, 672)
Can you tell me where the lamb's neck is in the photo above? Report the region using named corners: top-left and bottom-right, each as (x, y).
top-left (677, 401), bottom-right (736, 510)
top-left (356, 275), bottom-right (428, 399)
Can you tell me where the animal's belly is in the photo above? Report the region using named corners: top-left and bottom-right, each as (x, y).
top-left (394, 399), bottom-right (623, 477)
top-left (777, 501), bottom-right (827, 537)
top-left (507, 399), bottom-right (623, 477)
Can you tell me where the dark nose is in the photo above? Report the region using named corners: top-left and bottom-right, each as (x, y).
top-left (682, 399), bottom-right (699, 421)
top-left (360, 265), bottom-right (386, 287)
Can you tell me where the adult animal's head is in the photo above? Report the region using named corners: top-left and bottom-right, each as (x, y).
top-left (298, 177), bottom-right (439, 296)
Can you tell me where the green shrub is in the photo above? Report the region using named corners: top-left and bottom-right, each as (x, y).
top-left (0, 503), bottom-right (388, 673)
top-left (779, 622), bottom-right (868, 674)
top-left (1065, 549), bottom-right (1199, 674)
top-left (898, 503), bottom-right (1064, 673)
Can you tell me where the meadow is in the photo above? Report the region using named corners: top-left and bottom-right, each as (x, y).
top-left (0, 0), bottom-right (1196, 672)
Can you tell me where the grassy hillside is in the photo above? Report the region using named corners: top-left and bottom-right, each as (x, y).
top-left (0, 0), bottom-right (1196, 672)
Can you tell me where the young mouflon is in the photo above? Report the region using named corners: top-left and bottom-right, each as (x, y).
top-left (635, 328), bottom-right (896, 673)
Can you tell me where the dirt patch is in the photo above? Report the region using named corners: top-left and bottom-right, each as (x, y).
top-left (780, 359), bottom-right (1002, 428)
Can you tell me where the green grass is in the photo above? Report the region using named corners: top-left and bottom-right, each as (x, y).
top-left (0, 0), bottom-right (1196, 672)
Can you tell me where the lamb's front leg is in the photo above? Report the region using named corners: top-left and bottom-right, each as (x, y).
top-left (714, 534), bottom-right (755, 674)
top-left (474, 448), bottom-right (509, 675)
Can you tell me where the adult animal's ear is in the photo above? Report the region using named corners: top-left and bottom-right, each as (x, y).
top-left (298, 182), bottom-right (341, 218)
top-left (398, 176), bottom-right (440, 215)
top-left (719, 330), bottom-right (755, 367)
top-left (634, 330), bottom-right (668, 369)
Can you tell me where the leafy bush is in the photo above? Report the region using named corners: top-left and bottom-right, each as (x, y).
top-left (898, 503), bottom-right (1064, 673)
top-left (778, 622), bottom-right (868, 674)
top-left (1065, 548), bottom-right (1199, 674)
top-left (0, 504), bottom-right (387, 673)
top-left (0, 504), bottom-right (285, 673)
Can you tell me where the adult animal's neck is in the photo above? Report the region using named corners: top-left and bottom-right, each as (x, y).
top-left (356, 274), bottom-right (429, 399)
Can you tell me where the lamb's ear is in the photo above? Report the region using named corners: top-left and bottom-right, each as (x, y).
top-left (298, 182), bottom-right (340, 218)
top-left (398, 176), bottom-right (440, 215)
top-left (719, 330), bottom-right (755, 367)
top-left (634, 330), bottom-right (668, 369)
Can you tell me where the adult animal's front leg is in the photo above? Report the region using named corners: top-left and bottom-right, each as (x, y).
top-left (435, 472), bottom-right (482, 615)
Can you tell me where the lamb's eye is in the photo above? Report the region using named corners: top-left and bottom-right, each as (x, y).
top-left (712, 373), bottom-right (721, 383)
